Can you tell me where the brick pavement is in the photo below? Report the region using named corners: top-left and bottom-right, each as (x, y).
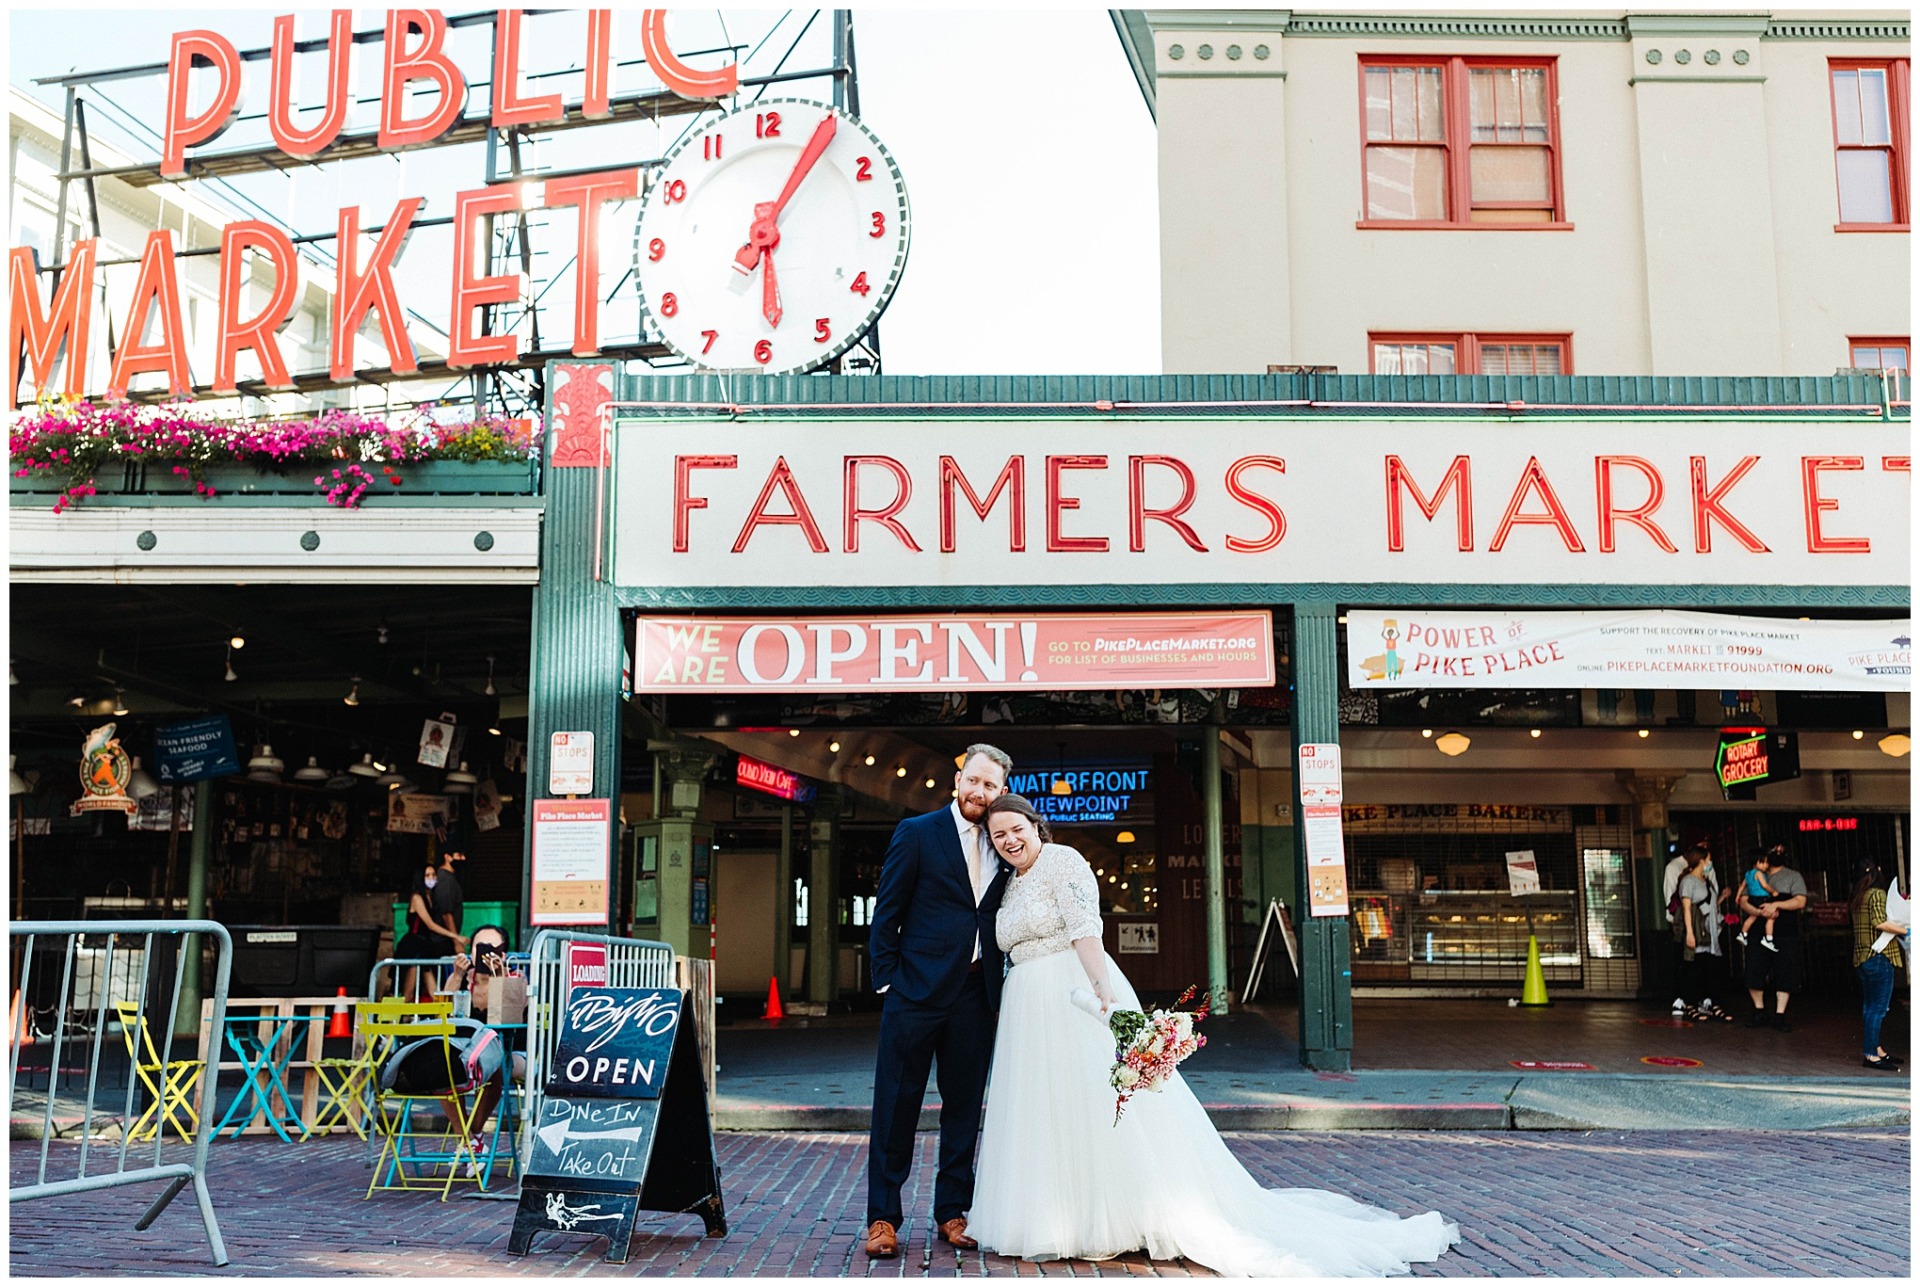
top-left (9, 1129), bottom-right (1908, 1277)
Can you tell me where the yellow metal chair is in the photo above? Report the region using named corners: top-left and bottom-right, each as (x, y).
top-left (307, 1003), bottom-right (388, 1141)
top-left (361, 1000), bottom-right (484, 1201)
top-left (112, 1001), bottom-right (204, 1142)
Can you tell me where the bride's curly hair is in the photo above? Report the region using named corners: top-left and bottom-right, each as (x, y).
top-left (983, 792), bottom-right (1051, 844)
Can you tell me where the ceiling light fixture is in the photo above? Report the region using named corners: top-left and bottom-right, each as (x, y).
top-left (1636, 728), bottom-right (1651, 739)
top-left (111, 688), bottom-right (129, 717)
top-left (229, 633), bottom-right (246, 650)
top-left (444, 761), bottom-right (478, 794)
top-left (925, 777), bottom-right (936, 788)
top-left (895, 765), bottom-right (907, 777)
top-left (375, 765), bottom-right (409, 788)
top-left (1851, 730), bottom-right (1866, 740)
top-left (245, 744), bottom-right (285, 783)
top-left (1878, 732), bottom-right (1911, 758)
top-left (488, 723), bottom-right (503, 736)
top-left (127, 756), bottom-right (160, 800)
top-left (8, 661), bottom-right (16, 685)
top-left (788, 728), bottom-right (800, 738)
top-left (864, 754), bottom-right (876, 766)
top-left (484, 655), bottom-right (497, 697)
top-left (66, 690), bottom-right (85, 708)
top-left (224, 645), bottom-right (238, 682)
top-left (829, 740), bottom-right (842, 753)
top-left (1434, 730), bottom-right (1471, 757)
top-left (293, 756), bottom-right (329, 784)
top-left (343, 678), bottom-right (360, 707)
top-left (377, 623), bottom-right (389, 645)
top-left (347, 753), bottom-right (380, 778)
top-left (9, 756), bottom-right (26, 796)
top-left (1529, 728), bottom-right (1542, 739)
top-left (1420, 728), bottom-right (1433, 738)
top-left (1117, 830), bottom-right (1136, 844)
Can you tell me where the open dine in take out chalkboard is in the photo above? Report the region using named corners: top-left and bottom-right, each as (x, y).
top-left (508, 986), bottom-right (726, 1263)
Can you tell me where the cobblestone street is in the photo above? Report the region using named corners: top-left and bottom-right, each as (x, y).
top-left (11, 1128), bottom-right (1908, 1277)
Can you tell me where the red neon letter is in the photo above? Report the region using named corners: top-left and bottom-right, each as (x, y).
top-left (584, 10), bottom-right (614, 118)
top-left (1384, 455), bottom-right (1473, 552)
top-left (640, 9), bottom-right (740, 100)
top-left (268, 12), bottom-right (353, 156)
top-left (379, 10), bottom-right (468, 149)
top-left (1224, 455), bottom-right (1287, 554)
top-left (1490, 457), bottom-right (1585, 552)
top-left (939, 456), bottom-right (1025, 553)
top-left (1046, 455), bottom-right (1109, 552)
top-left (331, 199), bottom-right (422, 380)
top-left (8, 241), bottom-right (95, 408)
top-left (1594, 455), bottom-right (1677, 554)
top-left (733, 456), bottom-right (829, 553)
top-left (108, 231), bottom-right (193, 397)
top-left (447, 186), bottom-right (524, 369)
top-left (673, 455), bottom-right (736, 552)
top-left (162, 30), bottom-right (243, 178)
top-left (491, 9), bottom-right (565, 127)
top-left (1128, 455), bottom-right (1207, 553)
top-left (1802, 456), bottom-right (1871, 553)
top-left (213, 222), bottom-right (299, 393)
top-left (543, 168), bottom-right (641, 356)
top-left (845, 456), bottom-right (922, 553)
top-left (1689, 456), bottom-right (1770, 554)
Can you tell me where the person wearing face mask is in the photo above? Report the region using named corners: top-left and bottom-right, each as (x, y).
top-left (966, 792), bottom-right (1459, 1277)
top-left (394, 854), bottom-right (468, 1001)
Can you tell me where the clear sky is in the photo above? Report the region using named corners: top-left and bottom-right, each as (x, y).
top-left (6, 6), bottom-right (1163, 377)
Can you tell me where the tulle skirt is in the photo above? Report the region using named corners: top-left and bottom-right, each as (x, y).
top-left (968, 948), bottom-right (1461, 1277)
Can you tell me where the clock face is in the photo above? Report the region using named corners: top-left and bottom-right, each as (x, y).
top-left (634, 99), bottom-right (911, 375)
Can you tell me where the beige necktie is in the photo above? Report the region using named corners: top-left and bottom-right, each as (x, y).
top-left (966, 825), bottom-right (984, 902)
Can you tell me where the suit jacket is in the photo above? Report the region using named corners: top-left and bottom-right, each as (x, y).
top-left (868, 807), bottom-right (1012, 1011)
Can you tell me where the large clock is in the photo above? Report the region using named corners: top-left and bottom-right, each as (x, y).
top-left (633, 98), bottom-right (911, 375)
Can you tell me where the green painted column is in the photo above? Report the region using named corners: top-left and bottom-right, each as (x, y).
top-left (1290, 601), bottom-right (1352, 1071)
top-left (1202, 729), bottom-right (1230, 1016)
top-left (176, 778), bottom-right (215, 1037)
top-left (807, 788), bottom-right (841, 1004)
top-left (524, 364), bottom-right (626, 946)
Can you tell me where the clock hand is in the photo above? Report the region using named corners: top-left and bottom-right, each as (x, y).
top-left (762, 245), bottom-right (782, 327)
top-left (732, 113), bottom-right (839, 275)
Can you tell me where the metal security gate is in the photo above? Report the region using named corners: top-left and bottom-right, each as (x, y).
top-left (8, 920), bottom-right (232, 1266)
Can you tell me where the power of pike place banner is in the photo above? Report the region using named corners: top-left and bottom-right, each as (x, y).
top-left (632, 612), bottom-right (1275, 693)
top-left (1345, 609), bottom-right (1911, 691)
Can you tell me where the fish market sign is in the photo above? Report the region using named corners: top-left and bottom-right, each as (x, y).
top-left (73, 724), bottom-right (136, 816)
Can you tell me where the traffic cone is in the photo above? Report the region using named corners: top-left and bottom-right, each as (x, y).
top-left (9, 990), bottom-right (30, 1045)
top-left (1519, 935), bottom-right (1551, 1007)
top-left (327, 986), bottom-right (353, 1038)
top-left (762, 976), bottom-right (784, 1021)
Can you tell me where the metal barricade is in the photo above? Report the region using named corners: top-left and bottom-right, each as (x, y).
top-left (8, 919), bottom-right (232, 1267)
top-left (520, 931), bottom-right (681, 1168)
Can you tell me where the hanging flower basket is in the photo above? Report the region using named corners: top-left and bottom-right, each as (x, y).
top-left (8, 394), bottom-right (541, 513)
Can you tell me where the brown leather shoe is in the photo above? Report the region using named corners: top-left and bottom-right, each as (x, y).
top-left (864, 1220), bottom-right (899, 1258)
top-left (938, 1216), bottom-right (978, 1250)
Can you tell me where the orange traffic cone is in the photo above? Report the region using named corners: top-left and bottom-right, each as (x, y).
top-left (762, 976), bottom-right (784, 1021)
top-left (9, 990), bottom-right (30, 1046)
top-left (327, 986), bottom-right (353, 1038)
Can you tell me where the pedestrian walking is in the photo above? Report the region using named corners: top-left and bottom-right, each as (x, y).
top-left (1850, 855), bottom-right (1907, 1071)
top-left (1663, 842), bottom-right (1721, 1016)
top-left (1738, 844), bottom-right (1808, 1030)
top-left (1673, 845), bottom-right (1733, 1021)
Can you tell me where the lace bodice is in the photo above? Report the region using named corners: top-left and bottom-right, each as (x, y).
top-left (996, 843), bottom-right (1105, 963)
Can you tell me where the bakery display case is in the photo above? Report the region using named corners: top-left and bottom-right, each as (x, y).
top-left (1406, 891), bottom-right (1581, 984)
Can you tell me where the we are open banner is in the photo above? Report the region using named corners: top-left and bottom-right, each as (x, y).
top-left (632, 612), bottom-right (1275, 693)
top-left (1346, 609), bottom-right (1910, 691)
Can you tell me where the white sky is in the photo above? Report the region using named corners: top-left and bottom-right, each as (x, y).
top-left (6, 6), bottom-right (1163, 377)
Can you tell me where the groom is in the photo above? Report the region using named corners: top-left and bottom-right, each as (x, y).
top-left (863, 743), bottom-right (1014, 1258)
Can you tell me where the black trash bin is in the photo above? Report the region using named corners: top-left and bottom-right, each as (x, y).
top-left (228, 925), bottom-right (382, 997)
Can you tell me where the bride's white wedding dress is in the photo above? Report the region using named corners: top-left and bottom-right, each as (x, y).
top-left (968, 842), bottom-right (1460, 1277)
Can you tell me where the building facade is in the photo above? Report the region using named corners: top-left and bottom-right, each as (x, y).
top-left (1115, 9), bottom-right (1910, 376)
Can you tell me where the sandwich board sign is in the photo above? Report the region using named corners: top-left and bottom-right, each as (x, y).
top-left (508, 986), bottom-right (726, 1263)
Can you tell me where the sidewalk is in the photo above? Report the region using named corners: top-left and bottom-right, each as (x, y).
top-left (710, 998), bottom-right (1910, 1132)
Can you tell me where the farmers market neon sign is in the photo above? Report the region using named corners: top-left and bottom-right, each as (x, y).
top-left (8, 9), bottom-right (736, 407)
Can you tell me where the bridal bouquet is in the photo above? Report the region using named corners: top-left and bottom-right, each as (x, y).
top-left (1102, 985), bottom-right (1210, 1125)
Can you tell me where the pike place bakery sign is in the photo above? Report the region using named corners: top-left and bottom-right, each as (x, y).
top-left (611, 419), bottom-right (1908, 589)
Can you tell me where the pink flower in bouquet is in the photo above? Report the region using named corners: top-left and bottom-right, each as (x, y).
top-left (1105, 984), bottom-right (1209, 1124)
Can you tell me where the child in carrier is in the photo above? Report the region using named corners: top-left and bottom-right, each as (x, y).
top-left (1736, 851), bottom-right (1780, 952)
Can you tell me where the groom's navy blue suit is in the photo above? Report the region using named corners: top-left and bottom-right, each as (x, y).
top-left (867, 805), bottom-right (1012, 1230)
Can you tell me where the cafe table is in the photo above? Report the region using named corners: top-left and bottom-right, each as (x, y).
top-left (198, 995), bottom-right (358, 1139)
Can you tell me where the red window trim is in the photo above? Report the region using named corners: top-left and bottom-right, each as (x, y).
top-left (1846, 335), bottom-right (1910, 368)
top-left (1829, 58), bottom-right (1911, 227)
top-left (1368, 331), bottom-right (1575, 376)
top-left (1356, 55), bottom-right (1568, 229)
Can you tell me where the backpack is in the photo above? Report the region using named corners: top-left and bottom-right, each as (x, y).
top-left (379, 1019), bottom-right (504, 1095)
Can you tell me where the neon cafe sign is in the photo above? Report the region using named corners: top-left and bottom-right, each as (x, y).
top-left (8, 10), bottom-right (737, 407)
top-left (736, 754), bottom-right (816, 804)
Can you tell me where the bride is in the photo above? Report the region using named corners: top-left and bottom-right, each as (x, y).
top-left (966, 793), bottom-right (1460, 1277)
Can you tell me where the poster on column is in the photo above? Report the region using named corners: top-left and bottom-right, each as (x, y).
top-left (1297, 744), bottom-right (1350, 918)
top-left (1346, 610), bottom-right (1911, 691)
top-left (531, 798), bottom-right (611, 925)
top-left (631, 612), bottom-right (1274, 692)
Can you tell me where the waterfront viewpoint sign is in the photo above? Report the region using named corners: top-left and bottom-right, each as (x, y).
top-left (8, 10), bottom-right (736, 406)
top-left (611, 417), bottom-right (1910, 589)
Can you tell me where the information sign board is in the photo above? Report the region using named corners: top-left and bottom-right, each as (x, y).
top-left (550, 731), bottom-right (595, 795)
top-left (1297, 743), bottom-right (1349, 917)
top-left (530, 798), bottom-right (611, 926)
top-left (152, 716), bottom-right (240, 784)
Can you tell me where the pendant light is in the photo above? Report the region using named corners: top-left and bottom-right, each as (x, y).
top-left (127, 756), bottom-right (160, 800)
top-left (12, 756), bottom-right (30, 795)
top-left (444, 761), bottom-right (478, 794)
top-left (347, 752), bottom-right (381, 778)
top-left (1434, 730), bottom-right (1471, 757)
top-left (484, 655), bottom-right (497, 697)
top-left (293, 756), bottom-right (330, 784)
top-left (343, 677), bottom-right (360, 706)
top-left (1878, 732), bottom-right (1912, 758)
top-left (111, 687), bottom-right (129, 716)
top-left (245, 744), bottom-right (285, 782)
top-left (224, 646), bottom-right (238, 682)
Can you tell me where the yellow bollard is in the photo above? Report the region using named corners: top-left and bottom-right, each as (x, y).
top-left (1520, 935), bottom-right (1551, 1006)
